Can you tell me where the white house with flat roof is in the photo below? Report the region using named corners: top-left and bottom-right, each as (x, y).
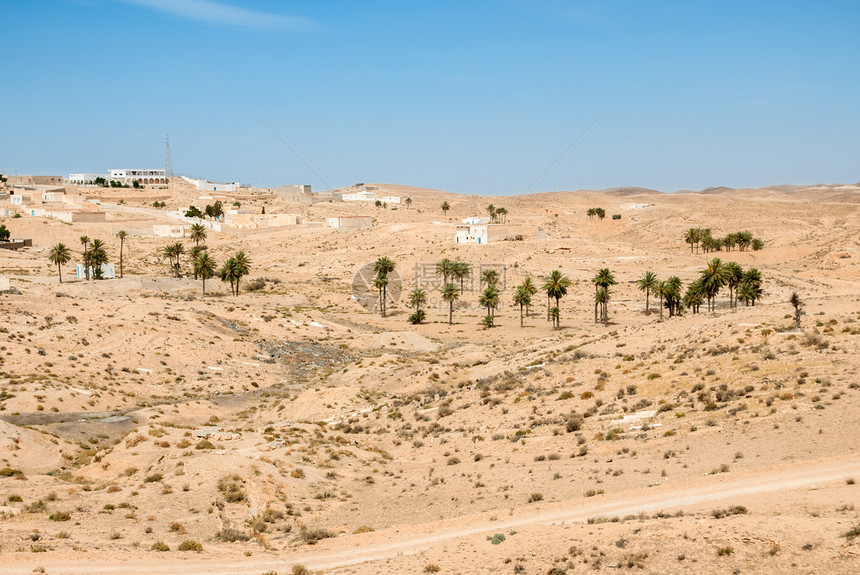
top-left (109, 169), bottom-right (166, 185)
top-left (68, 173), bottom-right (106, 186)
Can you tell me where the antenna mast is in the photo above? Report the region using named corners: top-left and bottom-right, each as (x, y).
top-left (165, 134), bottom-right (174, 178)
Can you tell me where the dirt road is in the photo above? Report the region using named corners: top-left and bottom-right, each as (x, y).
top-left (5, 457), bottom-right (858, 575)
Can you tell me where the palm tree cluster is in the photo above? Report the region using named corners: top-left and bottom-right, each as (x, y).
top-left (592, 268), bottom-right (616, 324)
top-left (220, 251), bottom-right (251, 296)
top-left (638, 259), bottom-right (764, 317)
top-left (543, 270), bottom-right (571, 329)
top-left (586, 207), bottom-right (606, 220)
top-left (373, 257), bottom-right (396, 317)
top-left (684, 228), bottom-right (764, 254)
top-left (161, 243), bottom-right (185, 278)
top-left (77, 236), bottom-right (109, 280)
top-left (436, 258), bottom-right (472, 293)
top-left (408, 287), bottom-right (427, 324)
top-left (486, 204), bottom-right (508, 223)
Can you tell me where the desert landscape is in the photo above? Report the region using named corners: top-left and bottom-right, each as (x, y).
top-left (0, 178), bottom-right (858, 575)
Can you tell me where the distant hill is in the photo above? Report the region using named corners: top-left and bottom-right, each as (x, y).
top-left (597, 186), bottom-right (662, 197)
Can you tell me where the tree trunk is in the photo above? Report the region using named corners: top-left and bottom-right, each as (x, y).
top-left (119, 242), bottom-right (124, 278)
top-left (520, 304), bottom-right (524, 328)
top-left (57, 263), bottom-right (62, 283)
top-left (448, 302), bottom-right (453, 325)
top-left (645, 289), bottom-right (650, 311)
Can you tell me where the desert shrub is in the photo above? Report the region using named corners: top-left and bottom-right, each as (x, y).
top-left (528, 493), bottom-right (544, 503)
top-left (49, 511), bottom-right (71, 521)
top-left (195, 439), bottom-right (215, 450)
top-left (300, 526), bottom-right (335, 545)
top-left (0, 467), bottom-right (23, 477)
top-left (291, 565), bottom-right (309, 575)
top-left (447, 456), bottom-right (460, 466)
top-left (26, 500), bottom-right (47, 513)
top-left (716, 546), bottom-right (733, 556)
top-left (216, 528), bottom-right (250, 542)
top-left (8, 494), bottom-right (22, 502)
top-left (246, 278), bottom-right (266, 292)
top-left (168, 521), bottom-right (186, 533)
top-left (565, 412), bottom-right (583, 433)
top-left (844, 523), bottom-right (860, 540)
top-left (712, 505), bottom-right (747, 519)
top-left (353, 525), bottom-right (374, 534)
top-left (488, 533), bottom-right (506, 544)
top-left (151, 541), bottom-right (169, 551)
top-left (177, 539), bottom-right (203, 551)
top-left (217, 475), bottom-right (246, 503)
top-left (144, 473), bottom-right (163, 483)
top-left (424, 564), bottom-right (440, 572)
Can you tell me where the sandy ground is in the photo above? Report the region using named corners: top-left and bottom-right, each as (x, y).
top-left (1, 180), bottom-right (859, 574)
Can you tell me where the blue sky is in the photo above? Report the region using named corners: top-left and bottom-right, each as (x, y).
top-left (2, 1), bottom-right (858, 194)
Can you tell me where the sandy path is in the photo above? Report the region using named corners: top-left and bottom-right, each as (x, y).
top-left (5, 456), bottom-right (858, 574)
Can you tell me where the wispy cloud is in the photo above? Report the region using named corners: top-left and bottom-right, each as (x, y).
top-left (117, 0), bottom-right (311, 31)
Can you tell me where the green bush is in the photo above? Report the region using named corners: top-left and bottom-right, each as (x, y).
top-left (488, 533), bottom-right (506, 544)
top-left (151, 541), bottom-right (170, 551)
top-left (178, 539), bottom-right (203, 551)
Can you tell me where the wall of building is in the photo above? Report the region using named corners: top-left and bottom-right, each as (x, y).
top-left (7, 175), bottom-right (64, 186)
top-left (69, 174), bottom-right (106, 185)
top-left (153, 225), bottom-right (188, 238)
top-left (326, 216), bottom-right (372, 231)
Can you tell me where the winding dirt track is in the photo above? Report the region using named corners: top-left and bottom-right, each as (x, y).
top-left (6, 457), bottom-right (858, 575)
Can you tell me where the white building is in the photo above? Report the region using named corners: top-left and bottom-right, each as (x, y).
top-left (342, 190), bottom-right (378, 202)
top-left (109, 169), bottom-right (167, 185)
top-left (454, 224), bottom-right (488, 244)
top-left (68, 173), bottom-right (106, 186)
top-left (182, 177), bottom-right (238, 193)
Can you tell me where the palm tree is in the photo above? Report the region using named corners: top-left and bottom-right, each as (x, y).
top-left (193, 252), bottom-right (216, 295)
top-left (48, 243), bottom-right (72, 283)
top-left (549, 306), bottom-right (560, 329)
top-left (436, 258), bottom-right (455, 286)
top-left (441, 282), bottom-right (459, 325)
top-left (724, 261), bottom-right (743, 308)
top-left (486, 204), bottom-right (496, 222)
top-left (162, 243), bottom-right (185, 278)
top-left (521, 277), bottom-right (537, 317)
top-left (594, 287), bottom-right (609, 325)
top-left (116, 231), bottom-right (127, 278)
top-left (592, 268), bottom-right (616, 323)
top-left (684, 228), bottom-right (700, 254)
top-left (220, 257), bottom-right (240, 296)
top-left (789, 291), bottom-right (803, 330)
top-left (79, 236), bottom-right (90, 280)
top-left (655, 281), bottom-right (666, 319)
top-left (513, 285), bottom-right (531, 327)
top-left (664, 276), bottom-right (683, 317)
top-left (739, 267), bottom-right (763, 306)
top-left (373, 256), bottom-right (396, 315)
top-left (405, 197), bottom-right (412, 209)
top-left (452, 260), bottom-right (471, 294)
top-left (737, 231), bottom-right (753, 252)
top-left (88, 239), bottom-right (108, 279)
top-left (233, 251), bottom-right (251, 295)
top-left (441, 201), bottom-right (450, 215)
top-left (543, 270), bottom-right (571, 326)
top-left (700, 257), bottom-right (729, 311)
top-left (481, 268), bottom-right (499, 289)
top-left (189, 223), bottom-right (207, 247)
top-left (479, 286), bottom-right (500, 319)
top-left (408, 288), bottom-right (427, 312)
top-left (373, 273), bottom-right (389, 317)
top-left (683, 279), bottom-right (705, 313)
top-left (637, 271), bottom-right (657, 312)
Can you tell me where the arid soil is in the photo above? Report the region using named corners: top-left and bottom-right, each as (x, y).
top-left (1, 180), bottom-right (859, 574)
